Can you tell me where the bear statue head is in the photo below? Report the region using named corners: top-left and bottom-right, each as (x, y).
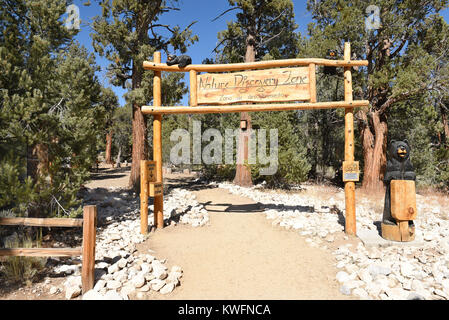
top-left (167, 54), bottom-right (176, 62)
top-left (389, 139), bottom-right (411, 161)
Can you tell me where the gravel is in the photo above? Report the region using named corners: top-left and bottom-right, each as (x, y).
top-left (217, 181), bottom-right (449, 300)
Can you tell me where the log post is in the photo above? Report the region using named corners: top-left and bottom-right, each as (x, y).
top-left (153, 52), bottom-right (164, 229)
top-left (81, 205), bottom-right (96, 294)
top-left (190, 70), bottom-right (198, 107)
top-left (309, 63), bottom-right (317, 103)
top-left (344, 42), bottom-right (356, 236)
top-left (140, 160), bottom-right (149, 234)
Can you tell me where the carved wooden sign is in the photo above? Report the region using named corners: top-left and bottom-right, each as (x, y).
top-left (197, 67), bottom-right (312, 105)
top-left (342, 161), bottom-right (360, 182)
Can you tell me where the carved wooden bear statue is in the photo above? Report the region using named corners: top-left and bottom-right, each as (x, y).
top-left (166, 54), bottom-right (192, 68)
top-left (382, 139), bottom-right (417, 241)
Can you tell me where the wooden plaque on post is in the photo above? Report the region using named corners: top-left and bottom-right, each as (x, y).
top-left (197, 67), bottom-right (311, 105)
top-left (149, 182), bottom-right (163, 197)
top-left (342, 161), bottom-right (359, 182)
top-left (147, 161), bottom-right (157, 182)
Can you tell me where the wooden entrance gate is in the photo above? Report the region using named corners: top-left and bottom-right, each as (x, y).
top-left (140, 42), bottom-right (369, 236)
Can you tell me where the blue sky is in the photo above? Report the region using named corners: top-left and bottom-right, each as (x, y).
top-left (71, 0), bottom-right (449, 107)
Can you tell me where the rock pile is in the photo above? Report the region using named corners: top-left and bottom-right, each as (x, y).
top-left (54, 186), bottom-right (207, 299)
top-left (216, 182), bottom-right (449, 300)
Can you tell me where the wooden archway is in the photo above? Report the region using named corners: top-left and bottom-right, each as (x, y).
top-left (140, 42), bottom-right (369, 237)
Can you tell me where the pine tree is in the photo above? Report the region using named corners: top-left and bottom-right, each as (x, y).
top-left (1, 1), bottom-right (108, 217)
top-left (91, 0), bottom-right (198, 191)
top-left (306, 0), bottom-right (449, 191)
top-left (213, 0), bottom-right (299, 187)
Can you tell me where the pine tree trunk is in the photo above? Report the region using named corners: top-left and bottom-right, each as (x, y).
top-left (128, 13), bottom-right (149, 192)
top-left (234, 112), bottom-right (253, 187)
top-left (116, 145), bottom-right (122, 168)
top-left (359, 110), bottom-right (387, 191)
top-left (128, 62), bottom-right (148, 191)
top-left (233, 32), bottom-right (256, 187)
top-left (105, 131), bottom-right (113, 164)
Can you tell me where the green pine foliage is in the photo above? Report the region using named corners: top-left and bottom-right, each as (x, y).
top-left (0, 0), bottom-right (112, 217)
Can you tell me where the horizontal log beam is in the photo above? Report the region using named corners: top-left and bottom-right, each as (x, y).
top-left (0, 247), bottom-right (82, 257)
top-left (141, 100), bottom-right (370, 115)
top-left (143, 59), bottom-right (368, 73)
top-left (0, 217), bottom-right (83, 228)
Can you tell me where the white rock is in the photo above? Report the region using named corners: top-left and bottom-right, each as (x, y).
top-left (367, 248), bottom-right (381, 259)
top-left (400, 262), bottom-right (415, 278)
top-left (93, 279), bottom-right (106, 291)
top-left (358, 268), bottom-right (373, 284)
top-left (368, 263), bottom-right (391, 277)
top-left (49, 286), bottom-right (59, 295)
top-left (106, 280), bottom-right (121, 290)
top-left (141, 263), bottom-right (152, 274)
top-left (132, 275), bottom-right (146, 288)
top-left (150, 279), bottom-right (166, 291)
top-left (167, 271), bottom-right (182, 282)
top-left (411, 279), bottom-right (425, 292)
top-left (109, 233), bottom-right (121, 241)
top-left (353, 288), bottom-right (369, 299)
top-left (366, 282), bottom-right (383, 297)
top-left (137, 284), bottom-right (151, 292)
top-left (117, 258), bottom-right (128, 269)
top-left (171, 266), bottom-right (182, 273)
top-left (344, 264), bottom-right (358, 275)
top-left (433, 289), bottom-right (448, 299)
top-left (64, 275), bottom-right (82, 288)
top-left (344, 280), bottom-right (364, 289)
top-left (120, 285), bottom-right (135, 297)
top-left (385, 287), bottom-right (408, 300)
top-left (65, 286), bottom-right (81, 299)
top-left (82, 290), bottom-right (105, 300)
top-left (441, 279), bottom-right (449, 292)
top-left (104, 290), bottom-right (124, 300)
top-left (160, 282), bottom-right (175, 294)
top-left (336, 271), bottom-right (350, 283)
top-left (108, 264), bottom-right (119, 274)
top-left (339, 284), bottom-right (352, 295)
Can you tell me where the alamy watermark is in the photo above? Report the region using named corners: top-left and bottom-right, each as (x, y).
top-left (365, 5), bottom-right (381, 31)
top-left (169, 120), bottom-right (278, 175)
top-left (65, 4), bottom-right (80, 30)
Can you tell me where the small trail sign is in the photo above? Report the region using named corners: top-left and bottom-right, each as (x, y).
top-left (147, 161), bottom-right (157, 182)
top-left (149, 182), bottom-right (163, 197)
top-left (342, 161), bottom-right (360, 182)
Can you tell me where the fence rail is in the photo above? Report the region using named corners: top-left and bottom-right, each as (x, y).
top-left (0, 247), bottom-right (82, 257)
top-left (0, 206), bottom-right (97, 294)
top-left (0, 217), bottom-right (83, 228)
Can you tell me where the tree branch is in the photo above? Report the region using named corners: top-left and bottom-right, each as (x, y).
top-left (257, 28), bottom-right (285, 48)
top-left (211, 7), bottom-right (239, 22)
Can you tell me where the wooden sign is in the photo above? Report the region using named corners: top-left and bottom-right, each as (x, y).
top-left (390, 180), bottom-right (417, 221)
top-left (149, 182), bottom-right (163, 197)
top-left (197, 67), bottom-right (312, 105)
top-left (342, 161), bottom-right (359, 182)
top-left (147, 161), bottom-right (157, 182)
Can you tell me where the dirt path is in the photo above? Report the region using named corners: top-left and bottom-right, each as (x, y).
top-left (1, 165), bottom-right (355, 300)
top-left (139, 187), bottom-right (355, 300)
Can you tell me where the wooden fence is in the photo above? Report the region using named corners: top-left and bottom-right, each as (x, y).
top-left (0, 205), bottom-right (97, 293)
